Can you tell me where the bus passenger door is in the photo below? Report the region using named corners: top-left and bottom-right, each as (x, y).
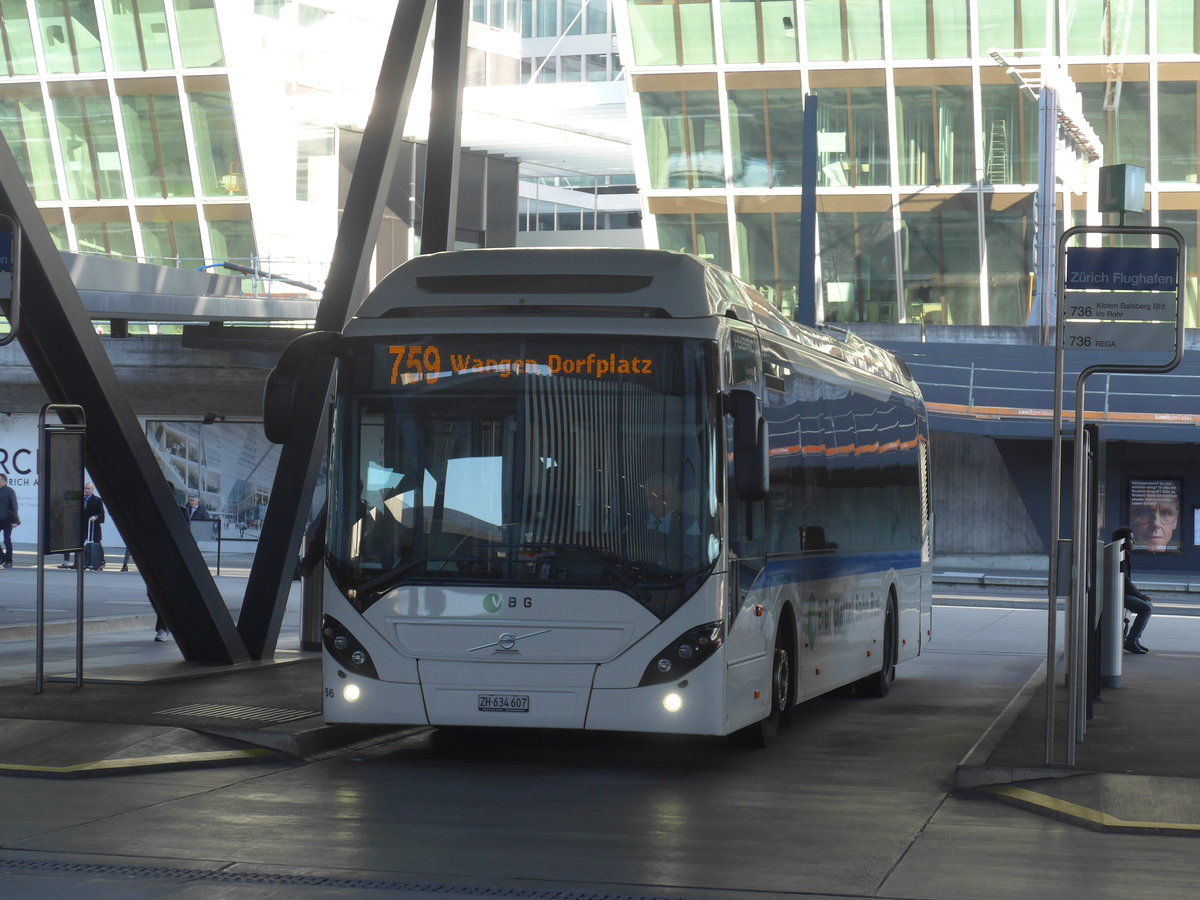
top-left (721, 325), bottom-right (770, 726)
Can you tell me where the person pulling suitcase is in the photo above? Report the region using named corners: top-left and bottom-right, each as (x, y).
top-left (60, 482), bottom-right (105, 570)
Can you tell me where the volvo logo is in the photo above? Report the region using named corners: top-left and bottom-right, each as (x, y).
top-left (467, 629), bottom-right (550, 653)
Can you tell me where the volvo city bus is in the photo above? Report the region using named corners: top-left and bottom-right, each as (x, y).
top-left (265, 248), bottom-right (932, 746)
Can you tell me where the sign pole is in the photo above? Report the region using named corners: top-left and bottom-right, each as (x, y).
top-left (36, 404), bottom-right (85, 693)
top-left (1048, 225), bottom-right (1186, 764)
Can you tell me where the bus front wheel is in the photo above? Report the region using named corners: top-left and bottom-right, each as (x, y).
top-left (731, 628), bottom-right (791, 748)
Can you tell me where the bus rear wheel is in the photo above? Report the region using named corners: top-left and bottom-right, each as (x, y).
top-left (731, 629), bottom-right (791, 748)
top-left (857, 595), bottom-right (897, 698)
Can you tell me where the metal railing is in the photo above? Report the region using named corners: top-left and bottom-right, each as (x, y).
top-left (908, 359), bottom-right (1200, 418)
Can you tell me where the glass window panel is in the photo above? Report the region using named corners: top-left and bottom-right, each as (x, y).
top-left (977, 1), bottom-right (1017, 51)
top-left (720, 1), bottom-right (798, 64)
top-left (727, 87), bottom-right (804, 187)
top-left (720, 0), bottom-right (760, 63)
top-left (818, 211), bottom-right (897, 323)
top-left (735, 211), bottom-right (799, 317)
top-left (845, 0), bottom-right (884, 59)
top-left (896, 84), bottom-right (972, 186)
top-left (627, 0), bottom-right (714, 65)
top-left (0, 97), bottom-right (60, 200)
top-left (558, 207), bottom-right (582, 230)
top-left (1065, 1), bottom-right (1145, 54)
top-left (901, 205), bottom-right (981, 325)
top-left (564, 0), bottom-right (582, 34)
top-left (54, 94), bottom-right (125, 200)
top-left (981, 83), bottom-right (1038, 185)
top-left (74, 215), bottom-right (136, 257)
top-left (1079, 81), bottom-right (1149, 172)
top-left (121, 93), bottom-right (194, 198)
top-left (814, 86), bottom-right (889, 187)
top-left (760, 1), bottom-right (797, 61)
top-left (1159, 81), bottom-right (1198, 184)
top-left (561, 54), bottom-right (582, 82)
top-left (47, 221), bottom-right (69, 249)
top-left (678, 0), bottom-right (715, 62)
top-left (537, 0), bottom-right (556, 36)
top-left (140, 218), bottom-right (203, 266)
top-left (0, 0), bottom-right (38, 75)
top-left (984, 196), bottom-right (1034, 326)
top-left (931, 0), bottom-right (969, 57)
top-left (105, 0), bottom-right (173, 71)
top-left (980, 0), bottom-right (1052, 53)
top-left (1158, 1), bottom-right (1196, 54)
top-left (587, 0), bottom-right (607, 32)
top-left (188, 90), bottom-right (247, 197)
top-left (586, 53), bottom-right (607, 80)
top-left (174, 0), bottom-right (225, 68)
top-left (804, 0), bottom-right (843, 62)
top-left (656, 212), bottom-right (731, 270)
top-left (1159, 210), bottom-right (1199, 328)
top-left (37, 0), bottom-right (105, 74)
top-left (207, 216), bottom-right (257, 263)
top-left (522, 0), bottom-right (533, 37)
top-left (1083, 0), bottom-right (1146, 54)
top-left (537, 56), bottom-right (557, 82)
top-left (641, 90), bottom-right (724, 189)
top-left (891, 0), bottom-right (929, 58)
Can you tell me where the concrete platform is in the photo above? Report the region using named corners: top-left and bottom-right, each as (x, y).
top-left (956, 644), bottom-right (1200, 835)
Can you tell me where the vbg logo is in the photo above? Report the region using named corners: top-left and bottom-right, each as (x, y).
top-left (483, 593), bottom-right (503, 614)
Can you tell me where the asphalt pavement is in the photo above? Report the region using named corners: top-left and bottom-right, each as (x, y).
top-left (1, 551), bottom-right (1199, 839)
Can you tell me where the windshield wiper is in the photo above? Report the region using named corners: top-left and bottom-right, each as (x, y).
top-left (353, 556), bottom-right (432, 597)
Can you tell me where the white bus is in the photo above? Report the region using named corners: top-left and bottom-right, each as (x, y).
top-left (266, 248), bottom-right (932, 746)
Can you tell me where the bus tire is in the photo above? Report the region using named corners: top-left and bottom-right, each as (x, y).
top-left (730, 624), bottom-right (792, 748)
top-left (857, 593), bottom-right (897, 698)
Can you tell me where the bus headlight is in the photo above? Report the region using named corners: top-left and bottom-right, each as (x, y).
top-left (322, 615), bottom-right (379, 679)
top-left (663, 693), bottom-right (683, 713)
top-left (639, 621), bottom-right (724, 687)
top-left (343, 683), bottom-right (361, 702)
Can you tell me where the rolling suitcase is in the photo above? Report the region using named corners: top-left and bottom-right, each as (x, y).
top-left (83, 522), bottom-right (103, 571)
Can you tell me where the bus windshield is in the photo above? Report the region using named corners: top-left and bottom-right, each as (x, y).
top-left (328, 334), bottom-right (719, 616)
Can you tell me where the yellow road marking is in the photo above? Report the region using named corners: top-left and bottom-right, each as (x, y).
top-left (987, 784), bottom-right (1200, 834)
top-left (0, 748), bottom-right (276, 775)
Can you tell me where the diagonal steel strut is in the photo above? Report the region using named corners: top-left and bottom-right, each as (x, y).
top-left (0, 139), bottom-right (248, 665)
top-left (237, 0), bottom-right (438, 658)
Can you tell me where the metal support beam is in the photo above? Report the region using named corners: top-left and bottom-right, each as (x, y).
top-left (420, 0), bottom-right (469, 255)
top-left (796, 94), bottom-right (818, 326)
top-left (238, 0), bottom-right (438, 659)
top-left (0, 139), bottom-right (248, 664)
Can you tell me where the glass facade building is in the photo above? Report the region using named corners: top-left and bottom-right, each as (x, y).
top-left (0, 0), bottom-right (257, 268)
top-left (613, 0), bottom-right (1200, 328)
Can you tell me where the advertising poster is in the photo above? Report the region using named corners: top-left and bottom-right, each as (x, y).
top-left (1128, 478), bottom-right (1182, 553)
top-left (0, 415), bottom-right (41, 549)
top-left (0, 415), bottom-right (286, 551)
top-left (145, 420), bottom-right (283, 542)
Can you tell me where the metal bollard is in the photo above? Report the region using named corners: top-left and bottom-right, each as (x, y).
top-left (1100, 539), bottom-right (1124, 689)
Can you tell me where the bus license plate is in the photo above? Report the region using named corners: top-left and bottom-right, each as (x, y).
top-left (478, 693), bottom-right (530, 712)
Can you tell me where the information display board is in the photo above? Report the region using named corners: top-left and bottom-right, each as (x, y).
top-left (43, 429), bottom-right (84, 553)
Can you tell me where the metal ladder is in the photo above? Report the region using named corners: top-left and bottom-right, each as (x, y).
top-left (986, 119), bottom-right (1009, 183)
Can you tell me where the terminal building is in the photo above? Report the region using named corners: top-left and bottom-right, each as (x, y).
top-left (2, 1), bottom-right (1200, 573)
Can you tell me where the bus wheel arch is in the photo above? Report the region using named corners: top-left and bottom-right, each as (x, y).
top-left (730, 603), bottom-right (796, 748)
top-left (856, 588), bottom-right (898, 698)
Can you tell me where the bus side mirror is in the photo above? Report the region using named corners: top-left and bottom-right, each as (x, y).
top-left (263, 330), bottom-right (343, 444)
top-left (730, 388), bottom-right (769, 501)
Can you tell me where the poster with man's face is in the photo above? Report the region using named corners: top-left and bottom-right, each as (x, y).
top-left (1128, 478), bottom-right (1182, 552)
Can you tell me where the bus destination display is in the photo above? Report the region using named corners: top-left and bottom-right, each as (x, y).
top-left (379, 341), bottom-right (657, 387)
